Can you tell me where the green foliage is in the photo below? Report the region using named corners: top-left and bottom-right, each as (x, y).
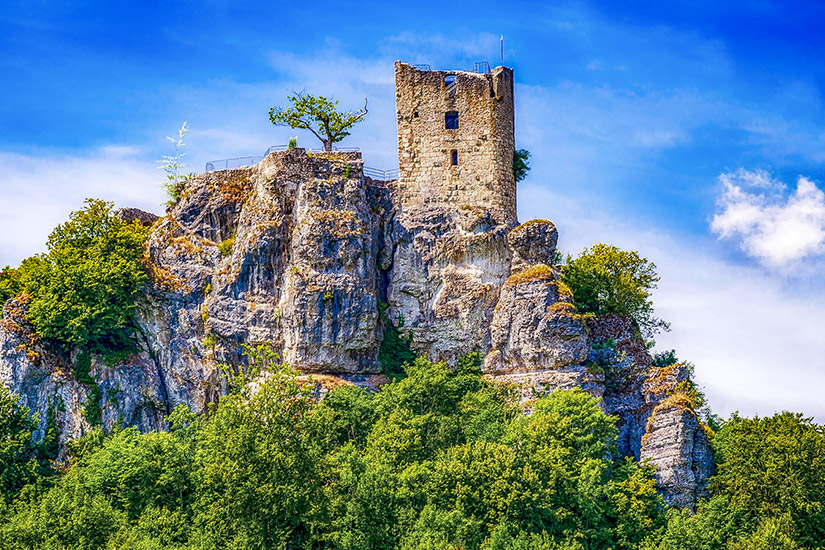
top-left (710, 412), bottom-right (825, 547)
top-left (649, 412), bottom-right (825, 550)
top-left (83, 384), bottom-right (103, 427)
top-left (18, 199), bottom-right (149, 351)
top-left (378, 302), bottom-right (416, 376)
top-left (75, 351), bottom-right (102, 426)
top-left (287, 136), bottom-right (298, 149)
top-left (269, 93), bottom-right (368, 151)
top-left (37, 399), bottom-right (61, 472)
top-left (218, 233), bottom-right (235, 258)
top-left (159, 122), bottom-right (194, 208)
top-left (513, 148), bottom-right (531, 182)
top-left (0, 354), bottom-right (674, 549)
top-left (562, 243), bottom-right (669, 338)
top-left (5, 354), bottom-right (825, 550)
top-left (218, 342), bottom-right (284, 394)
top-left (0, 387), bottom-right (38, 505)
top-left (652, 349), bottom-right (678, 367)
top-left (0, 265), bottom-right (22, 317)
top-left (192, 361), bottom-right (317, 549)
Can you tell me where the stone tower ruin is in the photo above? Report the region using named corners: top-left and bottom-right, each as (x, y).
top-left (394, 62), bottom-right (517, 226)
top-left (386, 62), bottom-right (518, 363)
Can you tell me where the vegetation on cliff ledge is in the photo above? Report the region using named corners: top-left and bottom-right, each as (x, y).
top-left (563, 243), bottom-right (670, 338)
top-left (5, 199), bottom-right (150, 352)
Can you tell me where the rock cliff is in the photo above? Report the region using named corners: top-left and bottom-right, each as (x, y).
top-left (0, 149), bottom-right (711, 508)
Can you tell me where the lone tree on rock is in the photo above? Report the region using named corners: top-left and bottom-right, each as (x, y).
top-left (269, 93), bottom-right (367, 151)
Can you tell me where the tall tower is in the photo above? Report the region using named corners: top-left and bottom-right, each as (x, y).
top-left (394, 62), bottom-right (516, 226)
top-left (386, 62), bottom-right (518, 364)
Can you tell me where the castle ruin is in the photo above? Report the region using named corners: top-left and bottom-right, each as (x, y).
top-left (394, 62), bottom-right (517, 226)
top-left (385, 62), bottom-right (518, 364)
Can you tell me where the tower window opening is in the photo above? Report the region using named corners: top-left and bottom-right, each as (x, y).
top-left (445, 111), bottom-right (459, 129)
top-left (445, 75), bottom-right (456, 86)
top-left (451, 150), bottom-right (458, 165)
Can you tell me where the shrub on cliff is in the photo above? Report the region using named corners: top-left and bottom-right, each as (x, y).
top-left (0, 266), bottom-right (21, 318)
top-left (18, 199), bottom-right (150, 351)
top-left (562, 243), bottom-right (669, 337)
top-left (0, 387), bottom-right (39, 505)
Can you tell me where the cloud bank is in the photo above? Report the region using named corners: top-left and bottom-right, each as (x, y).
top-left (0, 147), bottom-right (164, 267)
top-left (711, 169), bottom-right (825, 268)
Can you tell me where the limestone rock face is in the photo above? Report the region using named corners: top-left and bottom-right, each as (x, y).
top-left (485, 269), bottom-right (588, 374)
top-left (640, 399), bottom-right (714, 509)
top-left (0, 150), bottom-right (713, 509)
top-left (0, 299), bottom-right (166, 454)
top-left (138, 149), bottom-right (389, 414)
top-left (507, 219), bottom-right (558, 273)
top-left (386, 206), bottom-right (513, 364)
top-left (484, 219), bottom-right (586, 374)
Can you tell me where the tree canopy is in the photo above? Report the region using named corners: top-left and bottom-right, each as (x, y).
top-left (513, 149), bottom-right (531, 182)
top-left (14, 199), bottom-right (150, 351)
top-left (562, 243), bottom-right (669, 337)
top-left (268, 93), bottom-right (367, 151)
top-left (2, 351), bottom-right (825, 549)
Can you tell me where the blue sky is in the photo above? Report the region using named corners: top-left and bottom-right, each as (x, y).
top-left (2, 0), bottom-right (825, 419)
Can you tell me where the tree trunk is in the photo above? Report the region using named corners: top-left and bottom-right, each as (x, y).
top-left (323, 139), bottom-right (332, 152)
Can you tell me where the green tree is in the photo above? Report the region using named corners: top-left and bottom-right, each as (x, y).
top-left (710, 412), bottom-right (825, 547)
top-left (0, 387), bottom-right (38, 505)
top-left (0, 266), bottom-right (22, 317)
top-left (562, 243), bottom-right (669, 337)
top-left (22, 199), bottom-right (149, 351)
top-left (192, 355), bottom-right (319, 549)
top-left (269, 93), bottom-right (367, 151)
top-left (513, 148), bottom-right (531, 182)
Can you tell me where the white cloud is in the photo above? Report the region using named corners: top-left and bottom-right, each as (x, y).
top-left (711, 169), bottom-right (825, 267)
top-left (0, 147), bottom-right (164, 267)
top-left (519, 183), bottom-right (825, 422)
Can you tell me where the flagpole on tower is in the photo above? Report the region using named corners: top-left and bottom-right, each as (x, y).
top-left (500, 35), bottom-right (504, 66)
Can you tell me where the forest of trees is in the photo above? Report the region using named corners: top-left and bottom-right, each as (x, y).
top-left (1, 200), bottom-right (824, 549)
top-left (1, 350), bottom-right (823, 549)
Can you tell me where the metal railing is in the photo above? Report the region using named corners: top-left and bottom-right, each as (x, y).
top-left (473, 61), bottom-right (491, 74)
top-left (205, 145), bottom-right (361, 172)
top-left (410, 61), bottom-right (492, 74)
top-left (363, 167), bottom-right (399, 181)
top-left (205, 156), bottom-right (262, 172)
top-left (203, 144), bottom-right (397, 180)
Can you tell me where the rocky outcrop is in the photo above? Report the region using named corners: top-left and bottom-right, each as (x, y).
top-left (115, 207), bottom-right (159, 227)
top-left (0, 150), bottom-right (712, 508)
top-left (136, 149), bottom-right (391, 414)
top-left (640, 395), bottom-right (714, 509)
top-left (484, 219), bottom-right (588, 374)
top-left (386, 205), bottom-right (513, 365)
top-left (507, 219), bottom-right (558, 273)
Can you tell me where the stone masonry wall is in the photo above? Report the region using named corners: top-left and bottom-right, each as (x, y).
top-left (394, 62), bottom-right (516, 228)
